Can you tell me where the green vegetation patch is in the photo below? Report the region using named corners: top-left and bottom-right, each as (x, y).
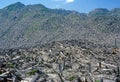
top-left (69, 76), bottom-right (75, 81)
top-left (27, 69), bottom-right (38, 76)
top-left (95, 80), bottom-right (100, 82)
top-left (8, 62), bottom-right (14, 68)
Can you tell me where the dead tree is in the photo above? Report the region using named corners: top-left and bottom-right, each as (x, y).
top-left (115, 67), bottom-right (120, 82)
top-left (88, 63), bottom-right (91, 73)
top-left (100, 77), bottom-right (103, 82)
top-left (75, 77), bottom-right (82, 82)
top-left (99, 62), bottom-right (102, 68)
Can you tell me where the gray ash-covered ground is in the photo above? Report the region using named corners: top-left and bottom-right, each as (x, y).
top-left (0, 39), bottom-right (120, 82)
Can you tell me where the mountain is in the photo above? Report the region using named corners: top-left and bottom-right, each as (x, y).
top-left (4, 2), bottom-right (25, 11)
top-left (89, 8), bottom-right (109, 17)
top-left (0, 2), bottom-right (120, 49)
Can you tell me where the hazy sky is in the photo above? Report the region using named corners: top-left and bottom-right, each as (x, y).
top-left (0, 0), bottom-right (120, 13)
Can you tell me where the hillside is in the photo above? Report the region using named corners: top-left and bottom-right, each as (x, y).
top-left (0, 2), bottom-right (120, 49)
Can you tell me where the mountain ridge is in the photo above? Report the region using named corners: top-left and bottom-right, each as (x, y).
top-left (0, 2), bottom-right (120, 49)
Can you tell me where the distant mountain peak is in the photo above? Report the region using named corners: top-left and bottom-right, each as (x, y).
top-left (111, 8), bottom-right (120, 12)
top-left (14, 2), bottom-right (24, 5)
top-left (4, 2), bottom-right (25, 11)
top-left (89, 8), bottom-right (109, 16)
top-left (26, 3), bottom-right (47, 10)
top-left (94, 8), bottom-right (109, 11)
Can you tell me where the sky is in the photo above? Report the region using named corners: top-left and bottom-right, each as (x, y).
top-left (0, 0), bottom-right (120, 13)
